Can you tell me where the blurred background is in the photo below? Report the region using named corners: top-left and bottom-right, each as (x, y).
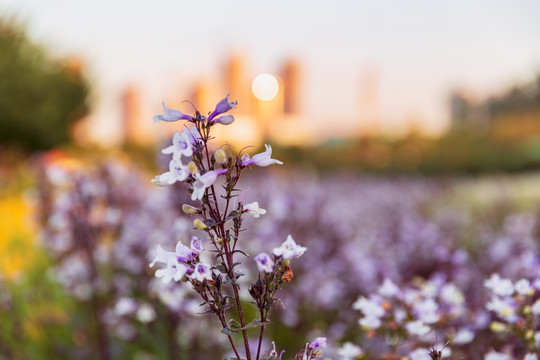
top-left (2, 1), bottom-right (540, 359)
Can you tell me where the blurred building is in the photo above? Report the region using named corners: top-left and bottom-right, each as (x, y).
top-left (121, 85), bottom-right (155, 146)
top-left (357, 66), bottom-right (380, 137)
top-left (449, 74), bottom-right (540, 139)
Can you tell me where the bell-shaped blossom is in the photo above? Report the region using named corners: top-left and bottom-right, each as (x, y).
top-left (208, 94), bottom-right (237, 121)
top-left (191, 262), bottom-right (212, 282)
top-left (484, 273), bottom-right (514, 296)
top-left (155, 256), bottom-right (189, 284)
top-left (309, 337), bottom-right (327, 349)
top-left (152, 158), bottom-right (190, 186)
top-left (190, 236), bottom-right (204, 257)
top-left (254, 252), bottom-right (274, 273)
top-left (273, 235), bottom-right (306, 260)
top-left (153, 102), bottom-right (192, 123)
top-left (161, 128), bottom-right (197, 159)
top-left (191, 168), bottom-right (227, 201)
top-left (241, 144), bottom-right (283, 167)
top-left (212, 114), bottom-right (235, 125)
top-left (149, 241), bottom-right (193, 268)
top-left (244, 201), bottom-right (267, 218)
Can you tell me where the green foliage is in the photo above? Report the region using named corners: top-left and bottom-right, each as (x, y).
top-left (0, 17), bottom-right (90, 151)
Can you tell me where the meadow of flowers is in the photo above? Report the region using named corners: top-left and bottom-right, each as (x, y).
top-left (1, 96), bottom-right (540, 360)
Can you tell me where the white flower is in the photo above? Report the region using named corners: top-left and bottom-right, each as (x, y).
top-left (453, 328), bottom-right (475, 344)
top-left (191, 169), bottom-right (227, 201)
top-left (515, 279), bottom-right (534, 296)
top-left (337, 342), bottom-right (363, 359)
top-left (409, 348), bottom-right (431, 360)
top-left (414, 298), bottom-right (440, 324)
top-left (485, 274), bottom-right (514, 296)
top-left (152, 158), bottom-right (190, 186)
top-left (440, 283), bottom-right (465, 305)
top-left (241, 144), bottom-right (283, 167)
top-left (359, 315), bottom-right (381, 329)
top-left (378, 278), bottom-right (400, 298)
top-left (114, 297), bottom-right (137, 316)
top-left (254, 252), bottom-right (274, 273)
top-left (486, 296), bottom-right (518, 323)
top-left (272, 235), bottom-right (306, 260)
top-left (161, 128), bottom-right (198, 160)
top-left (149, 241), bottom-right (193, 268)
top-left (525, 354), bottom-right (538, 360)
top-left (155, 257), bottom-right (188, 284)
top-left (484, 351), bottom-right (513, 360)
top-left (352, 296), bottom-right (385, 318)
top-left (136, 304), bottom-right (156, 323)
top-left (531, 299), bottom-right (540, 315)
top-left (244, 202), bottom-right (267, 218)
top-left (191, 262), bottom-right (213, 282)
top-left (406, 320), bottom-right (431, 337)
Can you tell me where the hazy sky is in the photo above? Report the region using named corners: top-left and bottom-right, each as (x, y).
top-left (3, 0), bottom-right (540, 142)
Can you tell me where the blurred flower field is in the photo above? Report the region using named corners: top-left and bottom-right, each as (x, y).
top-left (2, 156), bottom-right (540, 359)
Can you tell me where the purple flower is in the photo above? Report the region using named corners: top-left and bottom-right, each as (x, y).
top-left (192, 168), bottom-right (227, 201)
top-left (254, 252), bottom-right (274, 273)
top-left (190, 236), bottom-right (204, 257)
top-left (191, 262), bottom-right (213, 282)
top-left (153, 102), bottom-right (192, 123)
top-left (208, 94), bottom-right (237, 121)
top-left (161, 128), bottom-right (198, 160)
top-left (212, 115), bottom-right (235, 125)
top-left (151, 158), bottom-right (190, 186)
top-left (241, 145), bottom-right (283, 167)
top-left (309, 337), bottom-right (327, 349)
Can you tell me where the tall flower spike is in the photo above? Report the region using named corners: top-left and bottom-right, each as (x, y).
top-left (242, 144), bottom-right (283, 167)
top-left (153, 102), bottom-right (192, 123)
top-left (208, 94), bottom-right (237, 121)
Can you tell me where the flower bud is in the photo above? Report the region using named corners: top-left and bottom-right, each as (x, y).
top-left (214, 115), bottom-right (235, 125)
top-left (214, 148), bottom-right (227, 165)
top-left (193, 219), bottom-right (208, 230)
top-left (188, 161), bottom-right (198, 175)
top-left (182, 204), bottom-right (200, 214)
top-left (282, 259), bottom-right (290, 266)
top-left (526, 329), bottom-right (534, 340)
top-left (490, 321), bottom-right (507, 332)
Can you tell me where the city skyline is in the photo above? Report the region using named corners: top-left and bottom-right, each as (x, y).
top-left (2, 0), bottom-right (540, 145)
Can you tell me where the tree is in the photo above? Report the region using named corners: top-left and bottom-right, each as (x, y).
top-left (0, 17), bottom-right (90, 151)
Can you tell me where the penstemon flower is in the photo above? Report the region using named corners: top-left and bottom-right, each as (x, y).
top-left (153, 102), bottom-right (193, 123)
top-left (149, 96), bottom-right (320, 360)
top-left (241, 144), bottom-right (284, 167)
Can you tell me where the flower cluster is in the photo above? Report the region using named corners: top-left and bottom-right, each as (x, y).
top-left (149, 96), bottom-right (315, 360)
top-left (484, 273), bottom-right (540, 359)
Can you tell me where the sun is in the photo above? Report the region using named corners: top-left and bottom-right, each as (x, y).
top-left (252, 74), bottom-right (279, 101)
